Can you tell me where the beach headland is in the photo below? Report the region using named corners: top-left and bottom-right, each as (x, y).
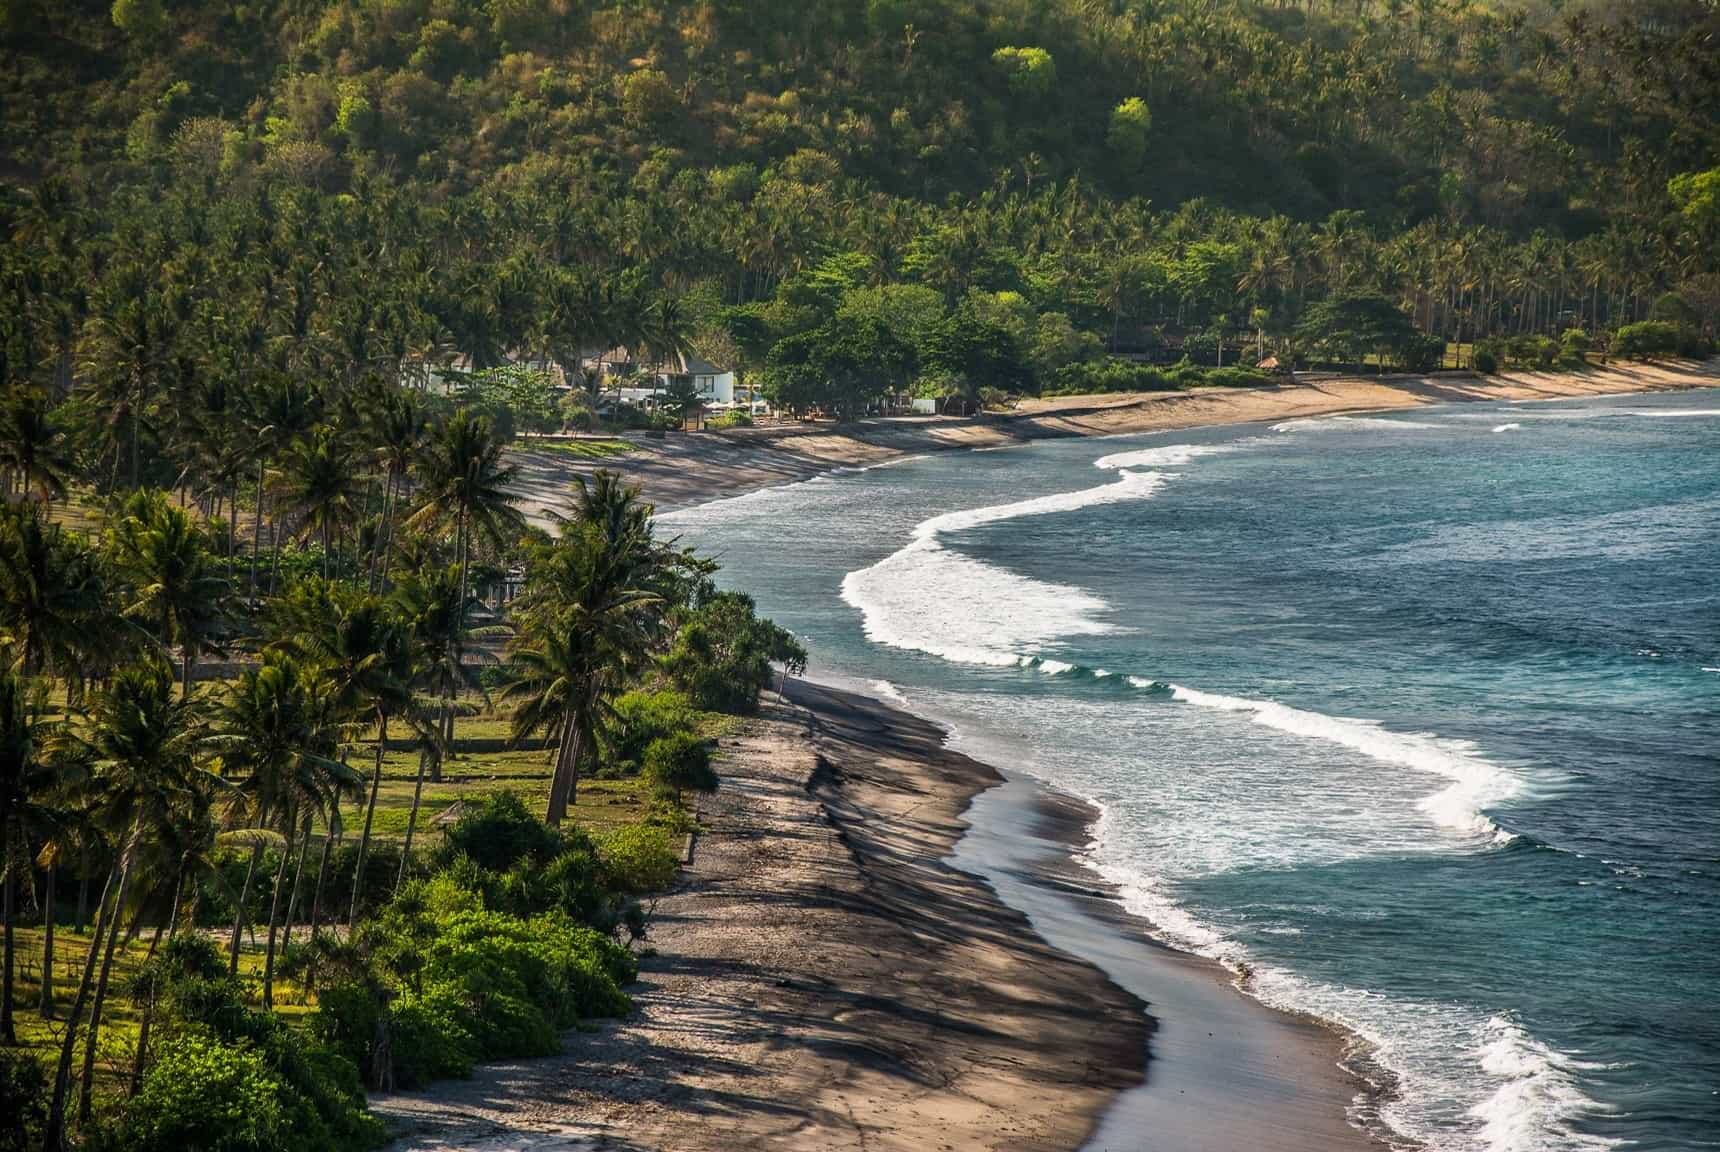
top-left (511, 361), bottom-right (1720, 520)
top-left (375, 680), bottom-right (1150, 1151)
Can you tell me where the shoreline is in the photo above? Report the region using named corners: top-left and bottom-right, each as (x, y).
top-left (374, 680), bottom-right (1148, 1151)
top-left (384, 362), bottom-right (1720, 1150)
top-left (511, 361), bottom-right (1720, 521)
top-left (952, 769), bottom-right (1399, 1152)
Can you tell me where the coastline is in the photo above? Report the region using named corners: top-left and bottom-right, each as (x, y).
top-left (375, 680), bottom-right (1148, 1151)
top-left (380, 362), bottom-right (1720, 1151)
top-left (511, 361), bottom-right (1720, 520)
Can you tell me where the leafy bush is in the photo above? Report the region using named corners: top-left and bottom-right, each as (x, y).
top-left (315, 880), bottom-right (637, 1091)
top-left (604, 689), bottom-right (698, 775)
top-left (0, 1047), bottom-right (46, 1152)
top-left (440, 791), bottom-right (562, 873)
top-left (1044, 358), bottom-right (1173, 396)
top-left (1202, 366), bottom-right (1271, 388)
top-left (662, 591), bottom-right (805, 714)
top-left (642, 731), bottom-right (718, 801)
top-left (1472, 343), bottom-right (1500, 374)
top-left (122, 1033), bottom-right (286, 1152)
top-left (388, 984), bottom-right (476, 1087)
top-left (122, 935), bottom-right (383, 1152)
top-left (598, 824), bottom-right (682, 895)
top-left (1612, 320), bottom-right (1683, 359)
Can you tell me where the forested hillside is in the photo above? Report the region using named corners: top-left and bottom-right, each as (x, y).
top-left (3, 0), bottom-right (1718, 433)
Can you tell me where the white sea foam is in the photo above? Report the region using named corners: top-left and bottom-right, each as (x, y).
top-left (1092, 442), bottom-right (1234, 470)
top-left (840, 468), bottom-right (1175, 665)
top-left (868, 679), bottom-right (912, 708)
top-left (1468, 1016), bottom-right (1622, 1152)
top-left (1073, 803), bottom-right (1619, 1152)
top-left (1492, 423), bottom-right (1522, 433)
top-left (1272, 415), bottom-right (1442, 433)
top-left (1165, 683), bottom-right (1518, 842)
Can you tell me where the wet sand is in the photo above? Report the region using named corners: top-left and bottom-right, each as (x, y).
top-left (955, 776), bottom-right (1390, 1152)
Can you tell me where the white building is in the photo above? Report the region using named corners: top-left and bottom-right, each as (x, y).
top-left (585, 349), bottom-right (739, 408)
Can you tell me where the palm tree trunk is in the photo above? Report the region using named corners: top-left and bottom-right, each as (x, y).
top-left (1, 855), bottom-right (14, 1046)
top-left (261, 821), bottom-right (295, 1011)
top-left (249, 460), bottom-right (265, 601)
top-left (43, 857), bottom-right (121, 1152)
top-left (39, 865), bottom-right (54, 1018)
top-left (227, 811), bottom-right (267, 975)
top-left (545, 706), bottom-right (578, 826)
top-left (396, 745), bottom-right (432, 892)
top-left (281, 814), bottom-right (311, 951)
top-left (78, 891), bottom-right (136, 1123)
top-left (348, 713), bottom-right (386, 926)
top-left (309, 788), bottom-right (339, 931)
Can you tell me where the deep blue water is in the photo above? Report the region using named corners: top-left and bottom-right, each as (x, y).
top-left (661, 389), bottom-right (1720, 1152)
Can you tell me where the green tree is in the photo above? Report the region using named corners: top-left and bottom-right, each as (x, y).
top-left (107, 492), bottom-right (232, 699)
top-left (1107, 98), bottom-right (1152, 170)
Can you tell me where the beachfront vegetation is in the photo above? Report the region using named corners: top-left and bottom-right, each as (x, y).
top-left (0, 362), bottom-right (804, 1152)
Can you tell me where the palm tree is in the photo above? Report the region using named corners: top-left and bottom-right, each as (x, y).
top-left (43, 660), bottom-right (212, 1139)
top-left (0, 502), bottom-right (111, 689)
top-left (504, 473), bottom-right (672, 823)
top-left (405, 410), bottom-right (522, 760)
top-left (209, 654), bottom-right (351, 1005)
top-left (245, 376), bottom-right (318, 601)
top-left (407, 409), bottom-right (523, 624)
top-left (107, 491), bottom-right (232, 699)
top-left (0, 387), bottom-right (70, 503)
top-left (388, 565), bottom-right (468, 873)
top-left (365, 388), bottom-right (426, 591)
top-left (0, 658), bottom-right (56, 1045)
top-left (276, 426), bottom-right (362, 582)
top-left (278, 594), bottom-right (417, 925)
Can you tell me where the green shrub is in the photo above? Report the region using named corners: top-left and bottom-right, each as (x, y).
top-left (1472, 343), bottom-right (1501, 373)
top-left (441, 791), bottom-right (562, 872)
top-left (1202, 366), bottom-right (1270, 388)
top-left (642, 731), bottom-right (718, 801)
top-left (604, 689), bottom-right (698, 775)
top-left (662, 592), bottom-right (804, 714)
top-left (1045, 358), bottom-right (1173, 396)
top-left (128, 935), bottom-right (383, 1152)
top-left (389, 984), bottom-right (477, 1086)
top-left (598, 824), bottom-right (682, 895)
top-left (1612, 320), bottom-right (1682, 359)
top-left (121, 1034), bottom-right (286, 1152)
top-left (0, 1047), bottom-right (46, 1152)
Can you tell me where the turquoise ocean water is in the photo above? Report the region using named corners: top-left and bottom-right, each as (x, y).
top-left (660, 388), bottom-right (1720, 1152)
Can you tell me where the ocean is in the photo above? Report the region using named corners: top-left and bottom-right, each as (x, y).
top-left (659, 388), bottom-right (1720, 1152)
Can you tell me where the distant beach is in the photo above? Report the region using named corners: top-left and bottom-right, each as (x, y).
top-left (509, 361), bottom-right (1720, 522)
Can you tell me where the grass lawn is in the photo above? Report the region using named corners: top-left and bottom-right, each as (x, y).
top-left (1, 691), bottom-right (739, 1126)
top-left (526, 438), bottom-right (634, 459)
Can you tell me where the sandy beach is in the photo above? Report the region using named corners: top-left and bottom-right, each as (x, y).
top-left (511, 361), bottom-right (1720, 520)
top-left (374, 681), bottom-right (1150, 1151)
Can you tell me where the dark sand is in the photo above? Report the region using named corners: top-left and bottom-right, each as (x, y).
top-left (375, 681), bottom-right (1147, 1150)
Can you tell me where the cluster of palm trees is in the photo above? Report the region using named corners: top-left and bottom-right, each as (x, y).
top-left (0, 384), bottom-right (534, 1144)
top-left (503, 472), bottom-right (706, 825)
